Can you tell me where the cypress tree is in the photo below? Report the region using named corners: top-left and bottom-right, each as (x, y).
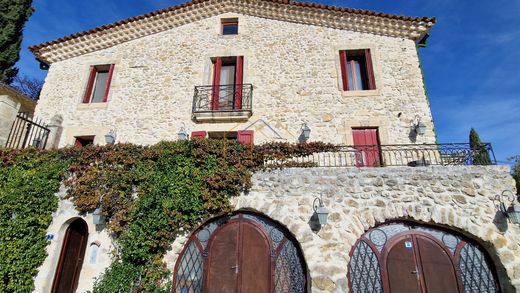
top-left (469, 128), bottom-right (492, 165)
top-left (0, 0), bottom-right (34, 84)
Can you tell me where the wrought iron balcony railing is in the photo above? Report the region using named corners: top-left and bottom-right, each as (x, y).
top-left (192, 84), bottom-right (253, 120)
top-left (262, 143), bottom-right (496, 168)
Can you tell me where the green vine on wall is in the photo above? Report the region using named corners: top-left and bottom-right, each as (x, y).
top-left (0, 140), bottom-right (333, 292)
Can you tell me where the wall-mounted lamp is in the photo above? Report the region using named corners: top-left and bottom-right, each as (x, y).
top-left (104, 130), bottom-right (117, 145)
top-left (412, 115), bottom-right (427, 136)
top-left (497, 190), bottom-right (520, 225)
top-left (299, 123), bottom-right (311, 142)
top-left (313, 194), bottom-right (329, 226)
top-left (92, 207), bottom-right (107, 225)
top-left (177, 124), bottom-right (189, 140)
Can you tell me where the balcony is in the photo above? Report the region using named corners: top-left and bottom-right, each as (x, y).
top-left (261, 143), bottom-right (496, 168)
top-left (192, 84), bottom-right (253, 122)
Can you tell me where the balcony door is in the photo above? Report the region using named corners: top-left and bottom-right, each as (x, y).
top-left (352, 128), bottom-right (382, 167)
top-left (211, 56), bottom-right (244, 111)
top-left (51, 218), bottom-right (88, 293)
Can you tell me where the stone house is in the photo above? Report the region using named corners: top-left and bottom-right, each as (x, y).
top-left (28, 0), bottom-right (519, 292)
top-left (0, 83), bottom-right (37, 147)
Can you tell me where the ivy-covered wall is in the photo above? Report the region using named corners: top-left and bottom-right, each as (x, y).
top-left (0, 140), bottom-right (332, 292)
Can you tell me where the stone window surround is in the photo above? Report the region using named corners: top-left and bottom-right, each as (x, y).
top-left (62, 126), bottom-right (112, 147)
top-left (333, 43), bottom-right (382, 97)
top-left (216, 13), bottom-right (245, 39)
top-left (202, 50), bottom-right (250, 86)
top-left (76, 60), bottom-right (119, 110)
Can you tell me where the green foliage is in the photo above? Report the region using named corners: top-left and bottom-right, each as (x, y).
top-left (469, 128), bottom-right (492, 165)
top-left (0, 149), bottom-right (68, 292)
top-left (0, 0), bottom-right (34, 84)
top-left (0, 140), bottom-right (333, 292)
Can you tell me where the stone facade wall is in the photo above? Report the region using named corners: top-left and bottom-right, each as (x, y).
top-left (35, 13), bottom-right (435, 147)
top-left (165, 166), bottom-right (519, 292)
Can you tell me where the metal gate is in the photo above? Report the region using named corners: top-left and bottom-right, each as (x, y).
top-left (5, 113), bottom-right (49, 149)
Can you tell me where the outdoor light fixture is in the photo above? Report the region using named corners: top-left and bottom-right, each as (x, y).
top-left (412, 115), bottom-right (427, 136)
top-left (104, 130), bottom-right (116, 145)
top-left (299, 123), bottom-right (311, 142)
top-left (177, 124), bottom-right (189, 140)
top-left (313, 194), bottom-right (329, 226)
top-left (497, 190), bottom-right (520, 225)
top-left (92, 207), bottom-right (106, 225)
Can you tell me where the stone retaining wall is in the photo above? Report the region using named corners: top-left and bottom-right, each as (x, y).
top-left (167, 165), bottom-right (519, 292)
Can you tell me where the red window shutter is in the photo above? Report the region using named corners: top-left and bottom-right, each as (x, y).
top-left (234, 56), bottom-right (244, 110)
top-left (237, 130), bottom-right (254, 144)
top-left (74, 138), bottom-right (83, 148)
top-left (352, 128), bottom-right (381, 167)
top-left (339, 50), bottom-right (349, 91)
top-left (191, 131), bottom-right (207, 139)
top-left (102, 64), bottom-right (115, 102)
top-left (211, 58), bottom-right (222, 110)
top-left (82, 66), bottom-right (97, 103)
top-left (364, 49), bottom-right (376, 90)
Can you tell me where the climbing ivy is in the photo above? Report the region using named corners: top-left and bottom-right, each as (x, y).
top-left (0, 149), bottom-right (69, 292)
top-left (0, 140), bottom-right (332, 292)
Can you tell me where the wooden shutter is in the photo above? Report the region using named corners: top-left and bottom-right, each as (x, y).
top-left (102, 64), bottom-right (115, 102)
top-left (191, 131), bottom-right (207, 139)
top-left (82, 66), bottom-right (97, 103)
top-left (234, 56), bottom-right (244, 110)
top-left (352, 128), bottom-right (381, 167)
top-left (364, 49), bottom-right (376, 90)
top-left (339, 51), bottom-right (349, 91)
top-left (211, 58), bottom-right (222, 110)
top-left (237, 130), bottom-right (254, 144)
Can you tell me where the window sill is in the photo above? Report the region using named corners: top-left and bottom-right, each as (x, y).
top-left (192, 110), bottom-right (252, 123)
top-left (341, 89), bottom-right (380, 97)
top-left (77, 102), bottom-right (109, 110)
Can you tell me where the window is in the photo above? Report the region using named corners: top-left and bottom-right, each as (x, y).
top-left (339, 49), bottom-right (376, 91)
top-left (221, 18), bottom-right (238, 35)
top-left (82, 64), bottom-right (115, 103)
top-left (191, 130), bottom-right (254, 144)
top-left (211, 56), bottom-right (244, 110)
top-left (74, 136), bottom-right (95, 147)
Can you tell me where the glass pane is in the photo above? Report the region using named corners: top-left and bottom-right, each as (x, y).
top-left (222, 24), bottom-right (238, 35)
top-left (354, 61), bottom-right (363, 90)
top-left (275, 241), bottom-right (305, 293)
top-left (91, 71), bottom-right (108, 103)
top-left (459, 243), bottom-right (497, 293)
top-left (219, 65), bottom-right (235, 108)
top-left (174, 241), bottom-right (204, 293)
top-left (348, 240), bottom-right (383, 293)
top-left (347, 62), bottom-right (354, 90)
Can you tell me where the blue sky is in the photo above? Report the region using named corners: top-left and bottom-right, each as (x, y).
top-left (16, 0), bottom-right (520, 164)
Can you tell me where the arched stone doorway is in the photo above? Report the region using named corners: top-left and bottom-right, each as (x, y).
top-left (172, 212), bottom-right (308, 293)
top-left (51, 218), bottom-right (89, 293)
top-left (347, 222), bottom-right (500, 293)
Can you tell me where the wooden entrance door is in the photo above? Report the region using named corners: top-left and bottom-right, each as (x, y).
top-left (51, 219), bottom-right (89, 293)
top-left (385, 233), bottom-right (461, 293)
top-left (352, 128), bottom-right (382, 167)
top-left (204, 220), bottom-right (271, 293)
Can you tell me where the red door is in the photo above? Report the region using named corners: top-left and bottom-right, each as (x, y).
top-left (352, 128), bottom-right (381, 167)
top-left (51, 219), bottom-right (89, 293)
top-left (204, 220), bottom-right (271, 293)
top-left (385, 233), bottom-right (461, 293)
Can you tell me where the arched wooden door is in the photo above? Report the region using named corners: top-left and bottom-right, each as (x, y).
top-left (204, 221), bottom-right (271, 292)
top-left (385, 234), bottom-right (460, 293)
top-left (51, 218), bottom-right (89, 293)
top-left (172, 212), bottom-right (308, 293)
top-left (348, 222), bottom-right (500, 293)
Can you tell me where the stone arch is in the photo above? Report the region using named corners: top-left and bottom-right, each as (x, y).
top-left (345, 216), bottom-right (512, 292)
top-left (171, 209), bottom-right (310, 293)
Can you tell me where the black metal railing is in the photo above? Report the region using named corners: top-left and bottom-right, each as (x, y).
top-left (262, 143), bottom-right (496, 168)
top-left (5, 113), bottom-right (50, 149)
top-left (192, 84), bottom-right (253, 113)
